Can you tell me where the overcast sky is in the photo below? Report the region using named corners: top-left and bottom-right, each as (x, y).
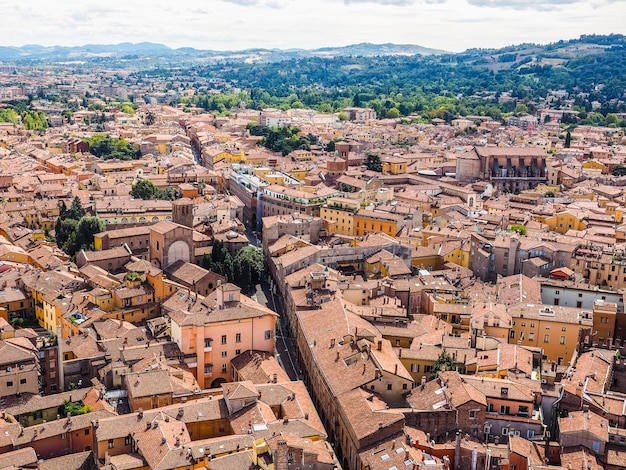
top-left (3, 0), bottom-right (624, 52)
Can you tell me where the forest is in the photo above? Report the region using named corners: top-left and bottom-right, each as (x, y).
top-left (178, 35), bottom-right (626, 125)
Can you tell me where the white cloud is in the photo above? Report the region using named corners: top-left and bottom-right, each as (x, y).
top-left (0, 0), bottom-right (622, 52)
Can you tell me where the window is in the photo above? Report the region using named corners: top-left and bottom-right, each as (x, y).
top-left (204, 338), bottom-right (212, 348)
top-left (528, 332), bottom-right (534, 341)
top-left (469, 410), bottom-right (478, 420)
top-left (544, 334), bottom-right (550, 343)
top-left (530, 323), bottom-right (535, 328)
top-left (61, 432), bottom-right (67, 439)
top-left (108, 440), bottom-right (114, 449)
top-left (387, 384), bottom-right (392, 390)
top-left (403, 383), bottom-right (408, 390)
top-left (222, 364), bottom-right (227, 373)
top-left (264, 330), bottom-right (273, 340)
top-left (84, 429), bottom-right (90, 435)
top-left (125, 436), bottom-right (132, 445)
top-left (235, 349), bottom-right (241, 355)
top-left (560, 336), bottom-right (566, 344)
top-left (204, 364), bottom-right (213, 374)
top-left (411, 364), bottom-right (420, 373)
top-left (500, 405), bottom-right (510, 415)
top-left (235, 333), bottom-right (241, 343)
top-left (19, 378), bottom-right (26, 385)
top-left (424, 365), bottom-right (433, 373)
top-left (6, 381), bottom-right (12, 387)
top-left (221, 335), bottom-right (227, 345)
top-left (221, 351), bottom-right (227, 358)
top-left (501, 428), bottom-right (509, 436)
top-left (518, 406), bottom-right (529, 416)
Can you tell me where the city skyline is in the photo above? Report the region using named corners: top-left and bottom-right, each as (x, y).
top-left (2, 0), bottom-right (624, 53)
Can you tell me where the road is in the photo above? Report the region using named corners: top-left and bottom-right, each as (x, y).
top-left (242, 212), bottom-right (299, 381)
top-left (253, 278), bottom-right (301, 382)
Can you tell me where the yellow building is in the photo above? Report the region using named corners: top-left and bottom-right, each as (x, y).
top-left (381, 156), bottom-right (408, 174)
top-left (319, 198), bottom-right (358, 235)
top-left (353, 209), bottom-right (403, 238)
top-left (543, 210), bottom-right (587, 234)
top-left (508, 304), bottom-right (593, 365)
top-left (290, 149), bottom-right (314, 162)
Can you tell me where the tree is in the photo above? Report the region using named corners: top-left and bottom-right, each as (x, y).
top-left (77, 217), bottom-right (105, 250)
top-left (63, 400), bottom-right (92, 416)
top-left (613, 165), bottom-right (626, 176)
top-left (131, 180), bottom-right (158, 200)
top-left (233, 246), bottom-right (264, 292)
top-left (430, 350), bottom-right (455, 379)
top-left (514, 103), bottom-right (529, 115)
top-left (386, 107), bottom-right (400, 119)
top-left (67, 196), bottom-right (86, 220)
top-left (510, 224), bottom-right (528, 235)
top-left (145, 111), bottom-right (156, 126)
top-left (364, 153), bottom-right (383, 172)
top-left (564, 131), bottom-right (571, 148)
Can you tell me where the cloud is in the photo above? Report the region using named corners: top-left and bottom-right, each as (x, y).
top-left (465, 0), bottom-right (585, 9)
top-left (344, 0), bottom-right (416, 5)
top-left (221, 0), bottom-right (260, 5)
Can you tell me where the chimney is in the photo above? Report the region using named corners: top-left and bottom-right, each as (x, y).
top-left (138, 408), bottom-right (144, 418)
top-left (175, 437), bottom-right (180, 447)
top-left (377, 340), bottom-right (382, 351)
top-left (394, 364), bottom-right (398, 375)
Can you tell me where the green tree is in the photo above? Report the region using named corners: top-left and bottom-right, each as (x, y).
top-left (365, 153), bottom-right (383, 172)
top-left (131, 180), bottom-right (158, 200)
top-left (234, 246), bottom-right (264, 292)
top-left (386, 107), bottom-right (400, 119)
top-left (67, 196), bottom-right (86, 220)
top-left (510, 224), bottom-right (528, 235)
top-left (564, 131), bottom-right (571, 149)
top-left (63, 400), bottom-right (92, 416)
top-left (514, 103), bottom-right (529, 115)
top-left (430, 350), bottom-right (455, 379)
top-left (613, 165), bottom-right (626, 176)
top-left (77, 216), bottom-right (105, 250)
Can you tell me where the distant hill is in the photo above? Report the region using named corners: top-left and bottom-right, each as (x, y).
top-left (0, 41), bottom-right (445, 63)
top-left (0, 35), bottom-right (623, 72)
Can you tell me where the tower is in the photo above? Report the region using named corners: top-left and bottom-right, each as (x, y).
top-left (172, 198), bottom-right (194, 228)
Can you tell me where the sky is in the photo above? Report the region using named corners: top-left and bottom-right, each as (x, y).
top-left (2, 0), bottom-right (625, 53)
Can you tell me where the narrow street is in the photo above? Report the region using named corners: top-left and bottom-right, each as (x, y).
top-left (253, 278), bottom-right (301, 382)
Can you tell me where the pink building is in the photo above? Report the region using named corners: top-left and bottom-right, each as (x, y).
top-left (169, 283), bottom-right (278, 389)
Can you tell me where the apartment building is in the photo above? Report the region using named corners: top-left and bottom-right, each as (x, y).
top-left (168, 284), bottom-right (277, 389)
top-left (0, 340), bottom-right (39, 398)
top-left (508, 303), bottom-right (593, 365)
